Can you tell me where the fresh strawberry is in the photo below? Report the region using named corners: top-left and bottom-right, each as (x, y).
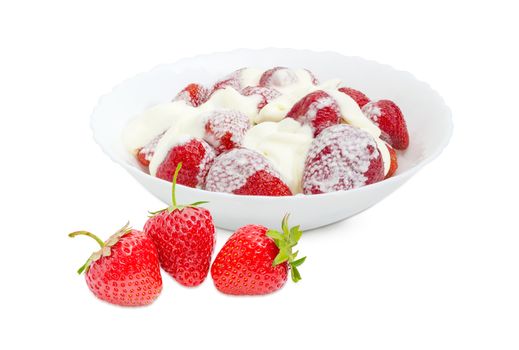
top-left (136, 132), bottom-right (165, 168)
top-left (286, 90), bottom-right (341, 136)
top-left (241, 86), bottom-right (281, 110)
top-left (211, 215), bottom-right (306, 295)
top-left (69, 223), bottom-right (162, 306)
top-left (338, 87), bottom-right (370, 108)
top-left (155, 138), bottom-right (216, 188)
top-left (205, 148), bottom-right (292, 196)
top-left (302, 124), bottom-right (385, 194)
top-left (203, 110), bottom-right (251, 154)
top-left (212, 68), bottom-right (245, 92)
top-left (145, 163), bottom-right (215, 287)
top-left (173, 83), bottom-right (210, 107)
top-left (259, 67), bottom-right (319, 88)
top-left (385, 143), bottom-right (398, 179)
top-left (362, 100), bottom-right (409, 150)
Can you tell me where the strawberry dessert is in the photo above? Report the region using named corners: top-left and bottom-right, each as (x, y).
top-left (123, 67), bottom-right (410, 195)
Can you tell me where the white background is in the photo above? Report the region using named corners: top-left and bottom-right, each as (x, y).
top-left (1, 1), bottom-right (517, 349)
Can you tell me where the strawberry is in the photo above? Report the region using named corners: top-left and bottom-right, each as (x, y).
top-left (203, 109), bottom-right (251, 154)
top-left (212, 68), bottom-right (245, 92)
top-left (259, 66), bottom-right (298, 87)
top-left (69, 223), bottom-right (162, 306)
top-left (145, 163), bottom-right (216, 287)
top-left (385, 143), bottom-right (398, 179)
top-left (155, 138), bottom-right (216, 188)
top-left (211, 214), bottom-right (306, 295)
top-left (173, 83), bottom-right (210, 107)
top-left (136, 132), bottom-right (165, 168)
top-left (338, 87), bottom-right (370, 108)
top-left (286, 90), bottom-right (341, 136)
top-left (259, 67), bottom-right (319, 88)
top-left (302, 124), bottom-right (385, 194)
top-left (241, 86), bottom-right (281, 110)
top-left (205, 148), bottom-right (292, 196)
top-left (362, 100), bottom-right (409, 150)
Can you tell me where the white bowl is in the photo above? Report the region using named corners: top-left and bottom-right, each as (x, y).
top-left (91, 48), bottom-right (452, 231)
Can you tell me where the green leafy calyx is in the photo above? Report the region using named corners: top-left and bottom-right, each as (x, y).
top-left (266, 214), bottom-right (306, 283)
top-left (68, 222), bottom-right (132, 274)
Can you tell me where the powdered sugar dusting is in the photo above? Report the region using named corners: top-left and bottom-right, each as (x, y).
top-left (302, 124), bottom-right (384, 194)
top-left (259, 67), bottom-right (298, 88)
top-left (307, 96), bottom-right (337, 122)
top-left (196, 140), bottom-right (217, 187)
top-left (203, 109), bottom-right (251, 153)
top-left (173, 84), bottom-right (210, 107)
top-left (362, 102), bottom-right (382, 123)
top-left (205, 148), bottom-right (283, 193)
top-left (155, 137), bottom-right (216, 188)
top-left (287, 90), bottom-right (341, 136)
top-left (212, 68), bottom-right (245, 92)
top-left (138, 131), bottom-right (165, 165)
top-left (241, 86), bottom-right (281, 110)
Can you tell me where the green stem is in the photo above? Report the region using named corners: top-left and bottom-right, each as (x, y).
top-left (171, 162), bottom-right (183, 209)
top-left (68, 231), bottom-right (105, 248)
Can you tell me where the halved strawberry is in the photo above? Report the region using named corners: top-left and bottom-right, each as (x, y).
top-left (385, 143), bottom-right (398, 179)
top-left (203, 110), bottom-right (251, 154)
top-left (173, 83), bottom-right (210, 107)
top-left (155, 138), bottom-right (216, 188)
top-left (302, 124), bottom-right (385, 194)
top-left (259, 67), bottom-right (297, 88)
top-left (241, 86), bottom-right (281, 110)
top-left (338, 87), bottom-right (370, 108)
top-left (136, 132), bottom-right (165, 168)
top-left (362, 100), bottom-right (409, 150)
top-left (259, 67), bottom-right (319, 88)
top-left (286, 90), bottom-right (341, 136)
top-left (212, 68), bottom-right (245, 92)
top-left (205, 148), bottom-right (292, 196)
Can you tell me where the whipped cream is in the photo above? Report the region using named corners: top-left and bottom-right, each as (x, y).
top-left (255, 76), bottom-right (381, 138)
top-left (123, 86), bottom-right (262, 176)
top-left (123, 67), bottom-right (392, 189)
top-left (243, 119), bottom-right (313, 193)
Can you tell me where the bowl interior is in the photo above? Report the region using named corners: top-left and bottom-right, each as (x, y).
top-left (93, 49), bottom-right (451, 178)
top-left (91, 49), bottom-right (452, 230)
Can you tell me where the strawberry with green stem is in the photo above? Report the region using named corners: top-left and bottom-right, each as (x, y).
top-left (211, 214), bottom-right (306, 295)
top-left (69, 223), bottom-right (162, 306)
top-left (144, 163), bottom-right (216, 287)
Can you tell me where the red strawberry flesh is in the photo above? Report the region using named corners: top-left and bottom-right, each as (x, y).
top-left (155, 138), bottom-right (216, 188)
top-left (338, 87), bottom-right (370, 108)
top-left (204, 148), bottom-right (292, 196)
top-left (362, 100), bottom-right (409, 150)
top-left (203, 110), bottom-right (250, 154)
top-left (286, 90), bottom-right (341, 136)
top-left (173, 83), bottom-right (210, 107)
